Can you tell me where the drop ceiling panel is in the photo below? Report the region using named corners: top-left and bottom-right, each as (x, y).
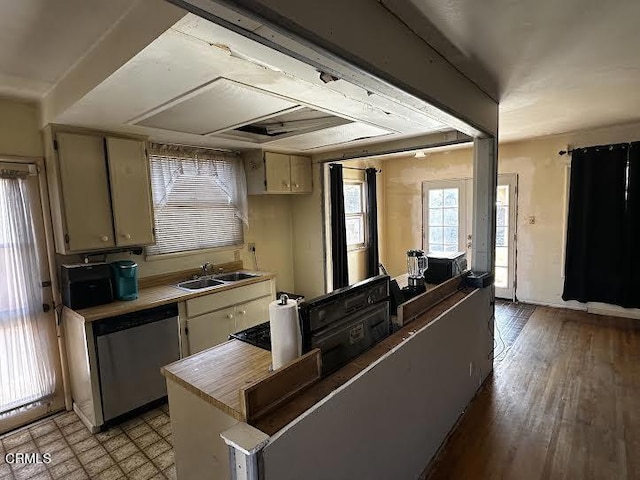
top-left (267, 122), bottom-right (392, 150)
top-left (135, 78), bottom-right (298, 135)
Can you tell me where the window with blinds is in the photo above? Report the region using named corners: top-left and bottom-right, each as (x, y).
top-left (146, 150), bottom-right (245, 256)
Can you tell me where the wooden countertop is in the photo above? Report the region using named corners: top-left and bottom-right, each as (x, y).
top-left (161, 282), bottom-right (476, 435)
top-left (74, 273), bottom-right (275, 322)
top-left (162, 339), bottom-right (272, 421)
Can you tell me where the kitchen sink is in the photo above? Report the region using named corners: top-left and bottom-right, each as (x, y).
top-left (175, 278), bottom-right (226, 290)
top-left (214, 272), bottom-right (260, 282)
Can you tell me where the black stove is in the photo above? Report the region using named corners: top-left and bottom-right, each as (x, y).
top-left (229, 321), bottom-right (271, 351)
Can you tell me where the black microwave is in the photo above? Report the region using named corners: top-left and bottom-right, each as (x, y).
top-left (424, 252), bottom-right (467, 285)
top-left (61, 263), bottom-right (114, 309)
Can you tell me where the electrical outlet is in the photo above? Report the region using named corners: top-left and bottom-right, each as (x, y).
top-left (528, 216), bottom-right (536, 225)
top-left (248, 242), bottom-right (256, 252)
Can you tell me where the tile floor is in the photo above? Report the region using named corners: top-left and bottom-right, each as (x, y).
top-left (493, 299), bottom-right (536, 363)
top-left (0, 405), bottom-right (175, 480)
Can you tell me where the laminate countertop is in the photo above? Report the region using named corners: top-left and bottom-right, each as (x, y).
top-left (162, 339), bottom-right (271, 421)
top-left (161, 285), bottom-right (476, 435)
top-left (73, 272), bottom-right (275, 322)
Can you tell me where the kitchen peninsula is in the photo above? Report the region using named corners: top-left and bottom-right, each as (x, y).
top-left (162, 277), bottom-right (493, 480)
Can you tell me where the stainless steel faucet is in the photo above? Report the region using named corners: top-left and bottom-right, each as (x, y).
top-left (201, 262), bottom-right (212, 276)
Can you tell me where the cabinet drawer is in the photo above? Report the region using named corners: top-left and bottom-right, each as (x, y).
top-left (234, 296), bottom-right (271, 332)
top-left (186, 280), bottom-right (273, 318)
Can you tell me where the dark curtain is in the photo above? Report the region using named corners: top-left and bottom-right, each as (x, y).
top-left (365, 168), bottom-right (379, 278)
top-left (622, 142), bottom-right (640, 307)
top-left (562, 144), bottom-right (628, 305)
top-left (329, 164), bottom-right (349, 289)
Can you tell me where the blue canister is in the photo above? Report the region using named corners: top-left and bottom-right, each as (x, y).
top-left (110, 260), bottom-right (138, 301)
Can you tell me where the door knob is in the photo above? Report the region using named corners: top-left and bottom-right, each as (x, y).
top-left (227, 314), bottom-right (234, 319)
top-left (123, 233), bottom-right (132, 240)
top-left (101, 235), bottom-right (109, 242)
top-left (238, 310), bottom-right (246, 315)
top-left (294, 183), bottom-right (299, 188)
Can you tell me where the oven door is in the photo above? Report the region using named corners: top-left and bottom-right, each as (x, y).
top-left (310, 301), bottom-right (390, 376)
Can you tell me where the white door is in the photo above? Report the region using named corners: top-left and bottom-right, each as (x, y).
top-left (495, 174), bottom-right (518, 299)
top-left (422, 179), bottom-right (468, 254)
top-left (0, 161), bottom-right (64, 434)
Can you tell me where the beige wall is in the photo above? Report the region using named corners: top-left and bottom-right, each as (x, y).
top-left (292, 163), bottom-right (326, 299)
top-left (381, 121), bottom-right (640, 307)
top-left (0, 98), bottom-right (43, 157)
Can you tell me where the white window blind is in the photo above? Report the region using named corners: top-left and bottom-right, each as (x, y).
top-left (146, 145), bottom-right (248, 256)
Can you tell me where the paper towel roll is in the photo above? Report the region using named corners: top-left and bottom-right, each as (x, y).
top-left (269, 298), bottom-right (302, 370)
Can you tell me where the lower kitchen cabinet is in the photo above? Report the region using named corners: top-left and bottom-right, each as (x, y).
top-left (186, 307), bottom-right (235, 355)
top-left (180, 278), bottom-right (275, 356)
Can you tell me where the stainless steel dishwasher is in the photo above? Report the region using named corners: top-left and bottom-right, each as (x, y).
top-left (93, 304), bottom-right (180, 422)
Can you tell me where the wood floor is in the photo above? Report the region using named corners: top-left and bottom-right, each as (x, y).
top-left (425, 306), bottom-right (640, 480)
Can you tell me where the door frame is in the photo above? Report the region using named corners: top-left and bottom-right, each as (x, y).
top-left (495, 173), bottom-right (518, 300)
top-left (0, 155), bottom-right (70, 433)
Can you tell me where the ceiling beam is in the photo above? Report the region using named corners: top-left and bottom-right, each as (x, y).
top-left (168, 0), bottom-right (498, 137)
top-left (310, 131), bottom-right (472, 163)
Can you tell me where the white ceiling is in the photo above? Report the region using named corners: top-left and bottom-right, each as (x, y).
top-left (54, 14), bottom-right (448, 153)
top-left (0, 0), bottom-right (133, 98)
top-left (393, 0), bottom-right (640, 141)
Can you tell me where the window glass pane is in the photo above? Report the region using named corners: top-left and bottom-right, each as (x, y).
top-left (429, 189), bottom-right (443, 208)
top-left (495, 266), bottom-right (508, 288)
top-left (344, 184), bottom-right (363, 214)
top-left (496, 206), bottom-right (508, 227)
top-left (495, 246), bottom-right (509, 267)
top-left (429, 208), bottom-right (443, 226)
top-left (444, 244), bottom-right (458, 252)
top-left (497, 185), bottom-right (509, 206)
top-left (429, 226), bottom-right (443, 244)
top-left (496, 226), bottom-right (508, 247)
top-left (443, 188), bottom-right (459, 207)
top-left (346, 216), bottom-right (364, 245)
top-left (443, 226), bottom-right (458, 245)
top-left (443, 208), bottom-right (458, 226)
top-left (430, 243), bottom-right (444, 252)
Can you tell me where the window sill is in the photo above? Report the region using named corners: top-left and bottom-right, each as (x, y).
top-left (347, 245), bottom-right (369, 253)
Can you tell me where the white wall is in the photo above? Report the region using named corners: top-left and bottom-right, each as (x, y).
top-left (261, 288), bottom-right (493, 480)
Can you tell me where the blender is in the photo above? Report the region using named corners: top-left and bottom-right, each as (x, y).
top-left (405, 249), bottom-right (428, 295)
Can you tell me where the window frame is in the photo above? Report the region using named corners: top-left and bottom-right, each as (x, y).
top-left (344, 180), bottom-right (368, 251)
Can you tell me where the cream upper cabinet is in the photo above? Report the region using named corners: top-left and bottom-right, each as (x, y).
top-left (245, 150), bottom-right (312, 194)
top-left (264, 152), bottom-right (292, 193)
top-left (106, 137), bottom-right (155, 247)
top-left (290, 155), bottom-right (313, 193)
top-left (56, 132), bottom-right (116, 251)
top-left (48, 129), bottom-right (155, 254)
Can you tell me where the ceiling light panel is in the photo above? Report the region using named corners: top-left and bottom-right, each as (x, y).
top-left (135, 78), bottom-right (298, 135)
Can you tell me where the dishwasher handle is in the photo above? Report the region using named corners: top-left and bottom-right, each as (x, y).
top-left (93, 303), bottom-right (178, 336)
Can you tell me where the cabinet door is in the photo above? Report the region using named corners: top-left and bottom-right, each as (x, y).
top-left (264, 152), bottom-right (291, 193)
top-left (56, 133), bottom-right (115, 251)
top-left (234, 296), bottom-right (271, 332)
top-left (186, 307), bottom-right (235, 355)
top-left (106, 137), bottom-right (155, 247)
top-left (290, 155), bottom-right (312, 193)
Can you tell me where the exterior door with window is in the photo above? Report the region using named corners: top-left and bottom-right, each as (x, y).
top-left (495, 174), bottom-right (517, 299)
top-left (0, 161), bottom-right (64, 434)
top-left (422, 180), bottom-right (468, 254)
